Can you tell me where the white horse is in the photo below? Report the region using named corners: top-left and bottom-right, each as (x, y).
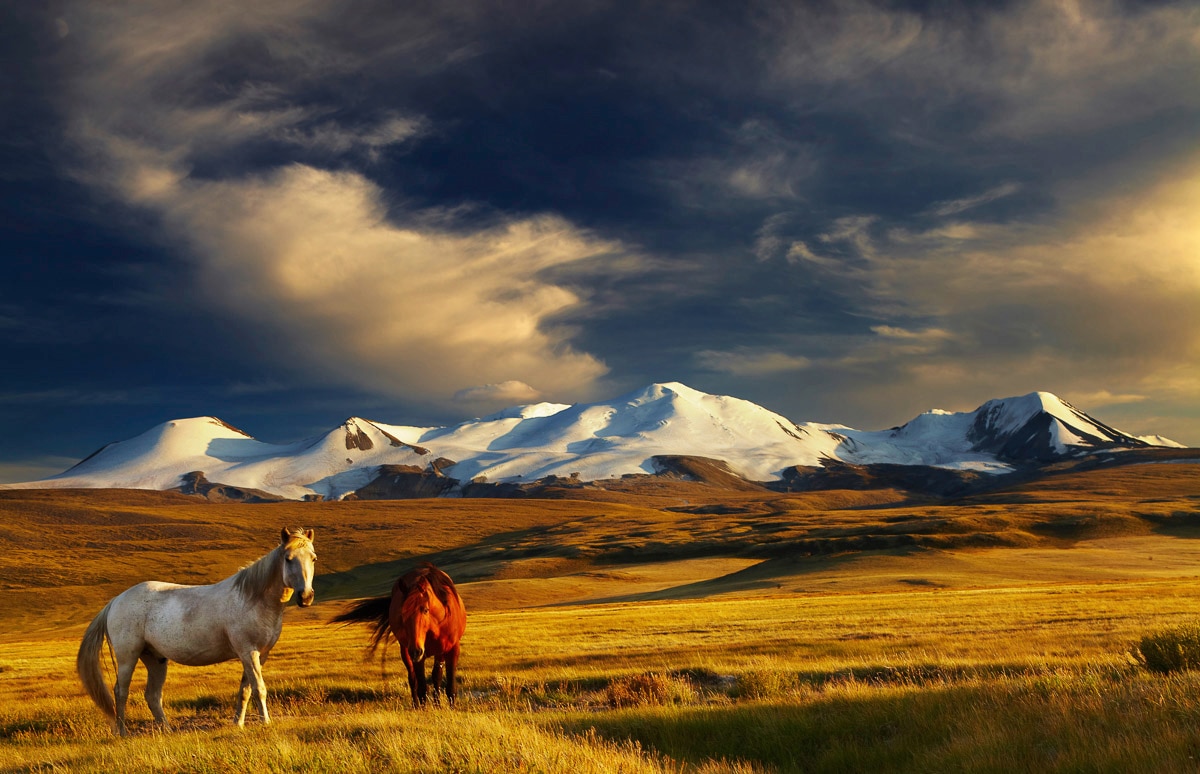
top-left (77, 527), bottom-right (317, 735)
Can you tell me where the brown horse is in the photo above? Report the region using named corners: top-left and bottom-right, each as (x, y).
top-left (332, 563), bottom-right (466, 706)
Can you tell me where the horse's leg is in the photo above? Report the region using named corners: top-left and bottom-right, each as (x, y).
top-left (235, 650), bottom-right (270, 726)
top-left (139, 653), bottom-right (170, 729)
top-left (113, 655), bottom-right (137, 737)
top-left (236, 663), bottom-right (253, 727)
top-left (401, 651), bottom-right (421, 708)
top-left (444, 645), bottom-right (459, 707)
top-left (414, 658), bottom-right (429, 706)
top-left (430, 658), bottom-right (444, 706)
top-left (249, 650), bottom-right (271, 724)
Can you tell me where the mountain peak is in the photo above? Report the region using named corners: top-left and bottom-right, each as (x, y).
top-left (156, 416), bottom-right (251, 435)
top-left (621, 381), bottom-right (707, 405)
top-left (969, 391), bottom-right (1148, 460)
top-left (6, 384), bottom-right (1180, 500)
top-left (479, 402), bottom-right (571, 422)
top-left (975, 392), bottom-right (1071, 433)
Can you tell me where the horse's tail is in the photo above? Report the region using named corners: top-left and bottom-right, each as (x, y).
top-left (330, 596), bottom-right (393, 656)
top-left (77, 600), bottom-right (115, 719)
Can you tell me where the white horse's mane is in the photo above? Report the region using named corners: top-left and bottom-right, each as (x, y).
top-left (233, 532), bottom-right (309, 601)
top-left (232, 545), bottom-right (284, 601)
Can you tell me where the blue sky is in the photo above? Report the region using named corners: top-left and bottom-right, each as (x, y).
top-left (2, 1), bottom-right (1199, 482)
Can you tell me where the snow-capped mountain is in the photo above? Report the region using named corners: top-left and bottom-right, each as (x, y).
top-left (2, 383), bottom-right (1181, 500)
top-left (832, 391), bottom-right (1175, 469)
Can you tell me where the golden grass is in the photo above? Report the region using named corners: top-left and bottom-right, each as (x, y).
top-left (1, 462), bottom-right (1199, 771)
top-left (6, 576), bottom-right (1200, 771)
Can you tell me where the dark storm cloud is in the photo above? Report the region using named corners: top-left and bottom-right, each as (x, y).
top-left (1, 0), bottom-right (1198, 481)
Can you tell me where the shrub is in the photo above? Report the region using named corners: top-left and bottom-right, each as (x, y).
top-left (1133, 623), bottom-right (1200, 674)
top-left (733, 668), bottom-right (799, 700)
top-left (606, 672), bottom-right (695, 708)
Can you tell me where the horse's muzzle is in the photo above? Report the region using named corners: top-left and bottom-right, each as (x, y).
top-left (298, 590), bottom-right (315, 608)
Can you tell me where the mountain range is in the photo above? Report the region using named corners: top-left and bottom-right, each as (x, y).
top-left (2, 382), bottom-right (1186, 501)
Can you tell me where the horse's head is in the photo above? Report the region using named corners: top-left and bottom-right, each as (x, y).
top-left (398, 576), bottom-right (443, 662)
top-left (279, 527), bottom-right (317, 607)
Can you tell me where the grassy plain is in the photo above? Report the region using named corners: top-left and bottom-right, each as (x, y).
top-left (1, 461), bottom-right (1199, 771)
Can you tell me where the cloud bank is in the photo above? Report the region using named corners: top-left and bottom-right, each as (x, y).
top-left (61, 0), bottom-right (622, 409)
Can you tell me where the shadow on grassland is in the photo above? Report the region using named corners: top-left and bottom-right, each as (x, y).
top-left (560, 551), bottom-right (917, 605)
top-left (551, 677), bottom-right (1195, 773)
top-left (315, 521), bottom-right (591, 601)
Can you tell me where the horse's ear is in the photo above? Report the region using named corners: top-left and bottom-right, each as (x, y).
top-left (280, 527), bottom-right (291, 545)
top-left (304, 528), bottom-right (314, 541)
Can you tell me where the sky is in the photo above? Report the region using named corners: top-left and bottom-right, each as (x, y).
top-left (2, 0), bottom-right (1199, 483)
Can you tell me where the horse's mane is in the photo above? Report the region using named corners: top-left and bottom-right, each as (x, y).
top-left (233, 532), bottom-right (310, 601)
top-left (400, 578), bottom-right (432, 619)
top-left (423, 564), bottom-right (457, 593)
top-left (232, 544), bottom-right (284, 601)
top-left (401, 563), bottom-right (455, 590)
top-left (398, 561), bottom-right (463, 624)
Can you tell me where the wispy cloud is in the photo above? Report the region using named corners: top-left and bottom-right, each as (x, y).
top-left (926, 183), bottom-right (1021, 218)
top-left (1068, 390), bottom-right (1147, 408)
top-left (695, 347), bottom-right (811, 376)
top-left (870, 325), bottom-right (954, 342)
top-left (274, 113), bottom-right (428, 159)
top-left (762, 0), bottom-right (1200, 139)
top-left (752, 213), bottom-right (791, 262)
top-left (453, 380), bottom-right (544, 406)
top-left (649, 119), bottom-right (819, 211)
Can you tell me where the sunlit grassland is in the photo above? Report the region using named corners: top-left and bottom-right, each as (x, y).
top-left (6, 577), bottom-right (1200, 772)
top-left (1, 462), bottom-right (1199, 771)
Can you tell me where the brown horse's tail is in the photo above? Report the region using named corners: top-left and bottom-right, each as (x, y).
top-left (330, 596), bottom-right (393, 657)
top-left (77, 600), bottom-right (115, 719)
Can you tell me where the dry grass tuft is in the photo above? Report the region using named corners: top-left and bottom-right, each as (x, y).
top-left (606, 672), bottom-right (697, 708)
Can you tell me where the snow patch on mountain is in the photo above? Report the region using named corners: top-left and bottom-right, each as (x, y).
top-left (2, 383), bottom-right (1180, 500)
top-left (1136, 434), bottom-right (1186, 448)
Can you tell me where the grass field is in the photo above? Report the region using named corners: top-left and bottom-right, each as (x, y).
top-left (1, 462), bottom-right (1199, 771)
